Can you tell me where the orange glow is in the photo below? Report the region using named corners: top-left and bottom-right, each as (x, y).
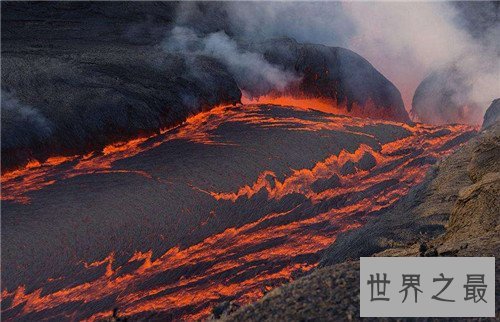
top-left (0, 104), bottom-right (231, 204)
top-left (242, 94), bottom-right (344, 115)
top-left (241, 92), bottom-right (405, 121)
top-left (1, 100), bottom-right (474, 321)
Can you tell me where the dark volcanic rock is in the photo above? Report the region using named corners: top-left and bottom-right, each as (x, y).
top-left (1, 50), bottom-right (241, 170)
top-left (1, 2), bottom-right (178, 45)
top-left (482, 98), bottom-right (500, 129)
top-left (357, 152), bottom-right (376, 171)
top-left (1, 2), bottom-right (241, 171)
top-left (248, 38), bottom-right (410, 123)
top-left (411, 66), bottom-right (483, 125)
top-left (222, 126), bottom-right (499, 322)
top-left (340, 160), bottom-right (357, 176)
top-left (2, 2), bottom-right (410, 171)
top-left (310, 174), bottom-right (341, 193)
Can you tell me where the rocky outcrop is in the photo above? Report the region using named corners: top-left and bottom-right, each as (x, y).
top-left (411, 66), bottom-right (484, 125)
top-left (482, 98), bottom-right (500, 129)
top-left (2, 3), bottom-right (411, 171)
top-left (248, 38), bottom-right (410, 123)
top-left (220, 261), bottom-right (360, 322)
top-left (321, 123), bottom-right (499, 263)
top-left (446, 172), bottom-right (499, 241)
top-left (437, 124), bottom-right (499, 256)
top-left (373, 124), bottom-right (500, 260)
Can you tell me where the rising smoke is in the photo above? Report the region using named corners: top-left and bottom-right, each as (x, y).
top-left (2, 2), bottom-right (497, 170)
top-left (162, 26), bottom-right (298, 98)
top-left (1, 90), bottom-right (53, 151)
top-left (172, 2), bottom-right (499, 123)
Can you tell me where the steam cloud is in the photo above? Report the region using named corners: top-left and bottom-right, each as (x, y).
top-left (1, 90), bottom-right (53, 150)
top-left (343, 2), bottom-right (499, 123)
top-left (162, 26), bottom-right (298, 97)
top-left (171, 2), bottom-right (499, 123)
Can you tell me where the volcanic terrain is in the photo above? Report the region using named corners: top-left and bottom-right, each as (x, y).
top-left (1, 2), bottom-right (494, 322)
top-left (1, 102), bottom-right (473, 321)
top-left (221, 112), bottom-right (499, 322)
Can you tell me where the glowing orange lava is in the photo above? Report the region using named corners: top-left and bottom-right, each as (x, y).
top-left (242, 94), bottom-right (343, 115)
top-left (241, 92), bottom-right (406, 121)
top-left (1, 101), bottom-right (474, 321)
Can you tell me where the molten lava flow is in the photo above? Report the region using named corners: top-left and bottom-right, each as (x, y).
top-left (242, 94), bottom-right (342, 115)
top-left (1, 101), bottom-right (474, 321)
top-left (241, 92), bottom-right (404, 121)
top-left (1, 105), bottom-right (234, 204)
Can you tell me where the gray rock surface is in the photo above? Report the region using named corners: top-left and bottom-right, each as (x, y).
top-left (482, 98), bottom-right (500, 130)
top-left (411, 66), bottom-right (483, 125)
top-left (220, 261), bottom-right (360, 322)
top-left (248, 38), bottom-right (410, 123)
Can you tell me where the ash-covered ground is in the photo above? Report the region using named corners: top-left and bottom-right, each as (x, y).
top-left (1, 103), bottom-right (473, 321)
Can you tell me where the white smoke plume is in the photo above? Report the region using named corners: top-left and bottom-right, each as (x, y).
top-left (162, 26), bottom-right (298, 97)
top-left (342, 2), bottom-right (499, 122)
top-left (172, 2), bottom-right (499, 123)
top-left (1, 90), bottom-right (53, 150)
